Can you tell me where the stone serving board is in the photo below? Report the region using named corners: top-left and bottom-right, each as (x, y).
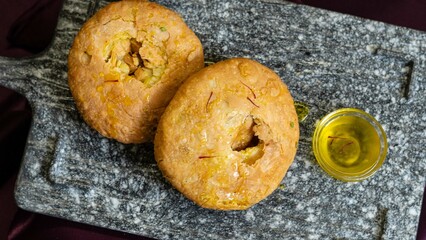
top-left (1, 0), bottom-right (425, 239)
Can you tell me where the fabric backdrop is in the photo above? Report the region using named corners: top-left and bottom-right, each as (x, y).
top-left (0, 0), bottom-right (424, 239)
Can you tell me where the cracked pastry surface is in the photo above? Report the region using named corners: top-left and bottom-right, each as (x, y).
top-left (154, 58), bottom-right (299, 210)
top-left (68, 0), bottom-right (204, 143)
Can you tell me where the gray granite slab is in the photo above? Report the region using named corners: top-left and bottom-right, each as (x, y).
top-left (0, 0), bottom-right (425, 239)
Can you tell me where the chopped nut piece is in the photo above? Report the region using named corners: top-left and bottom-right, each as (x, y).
top-left (132, 55), bottom-right (140, 67)
top-left (130, 38), bottom-right (142, 54)
top-left (134, 67), bottom-right (152, 81)
top-left (123, 53), bottom-right (137, 74)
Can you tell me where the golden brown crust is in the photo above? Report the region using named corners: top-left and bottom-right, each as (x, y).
top-left (68, 1), bottom-right (204, 143)
top-left (154, 58), bottom-right (299, 210)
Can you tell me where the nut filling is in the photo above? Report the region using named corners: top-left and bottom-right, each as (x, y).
top-left (123, 39), bottom-right (143, 75)
top-left (103, 35), bottom-right (168, 87)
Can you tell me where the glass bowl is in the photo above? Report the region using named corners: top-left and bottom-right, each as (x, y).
top-left (312, 108), bottom-right (388, 182)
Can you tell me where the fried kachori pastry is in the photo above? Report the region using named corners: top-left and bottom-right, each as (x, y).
top-left (154, 58), bottom-right (299, 210)
top-left (68, 0), bottom-right (204, 143)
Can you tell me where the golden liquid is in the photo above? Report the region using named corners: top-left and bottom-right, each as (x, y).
top-left (318, 115), bottom-right (381, 174)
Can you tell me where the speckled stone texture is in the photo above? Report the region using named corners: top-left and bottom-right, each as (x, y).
top-left (0, 0), bottom-right (425, 239)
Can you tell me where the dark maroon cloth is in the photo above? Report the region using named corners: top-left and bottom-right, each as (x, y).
top-left (295, 0), bottom-right (426, 32)
top-left (0, 0), bottom-right (425, 239)
top-left (0, 0), bottom-right (63, 57)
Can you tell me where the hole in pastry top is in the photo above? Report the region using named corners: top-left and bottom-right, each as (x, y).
top-left (123, 38), bottom-right (143, 75)
top-left (231, 115), bottom-right (264, 165)
top-left (231, 115), bottom-right (257, 151)
top-left (100, 30), bottom-right (169, 87)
